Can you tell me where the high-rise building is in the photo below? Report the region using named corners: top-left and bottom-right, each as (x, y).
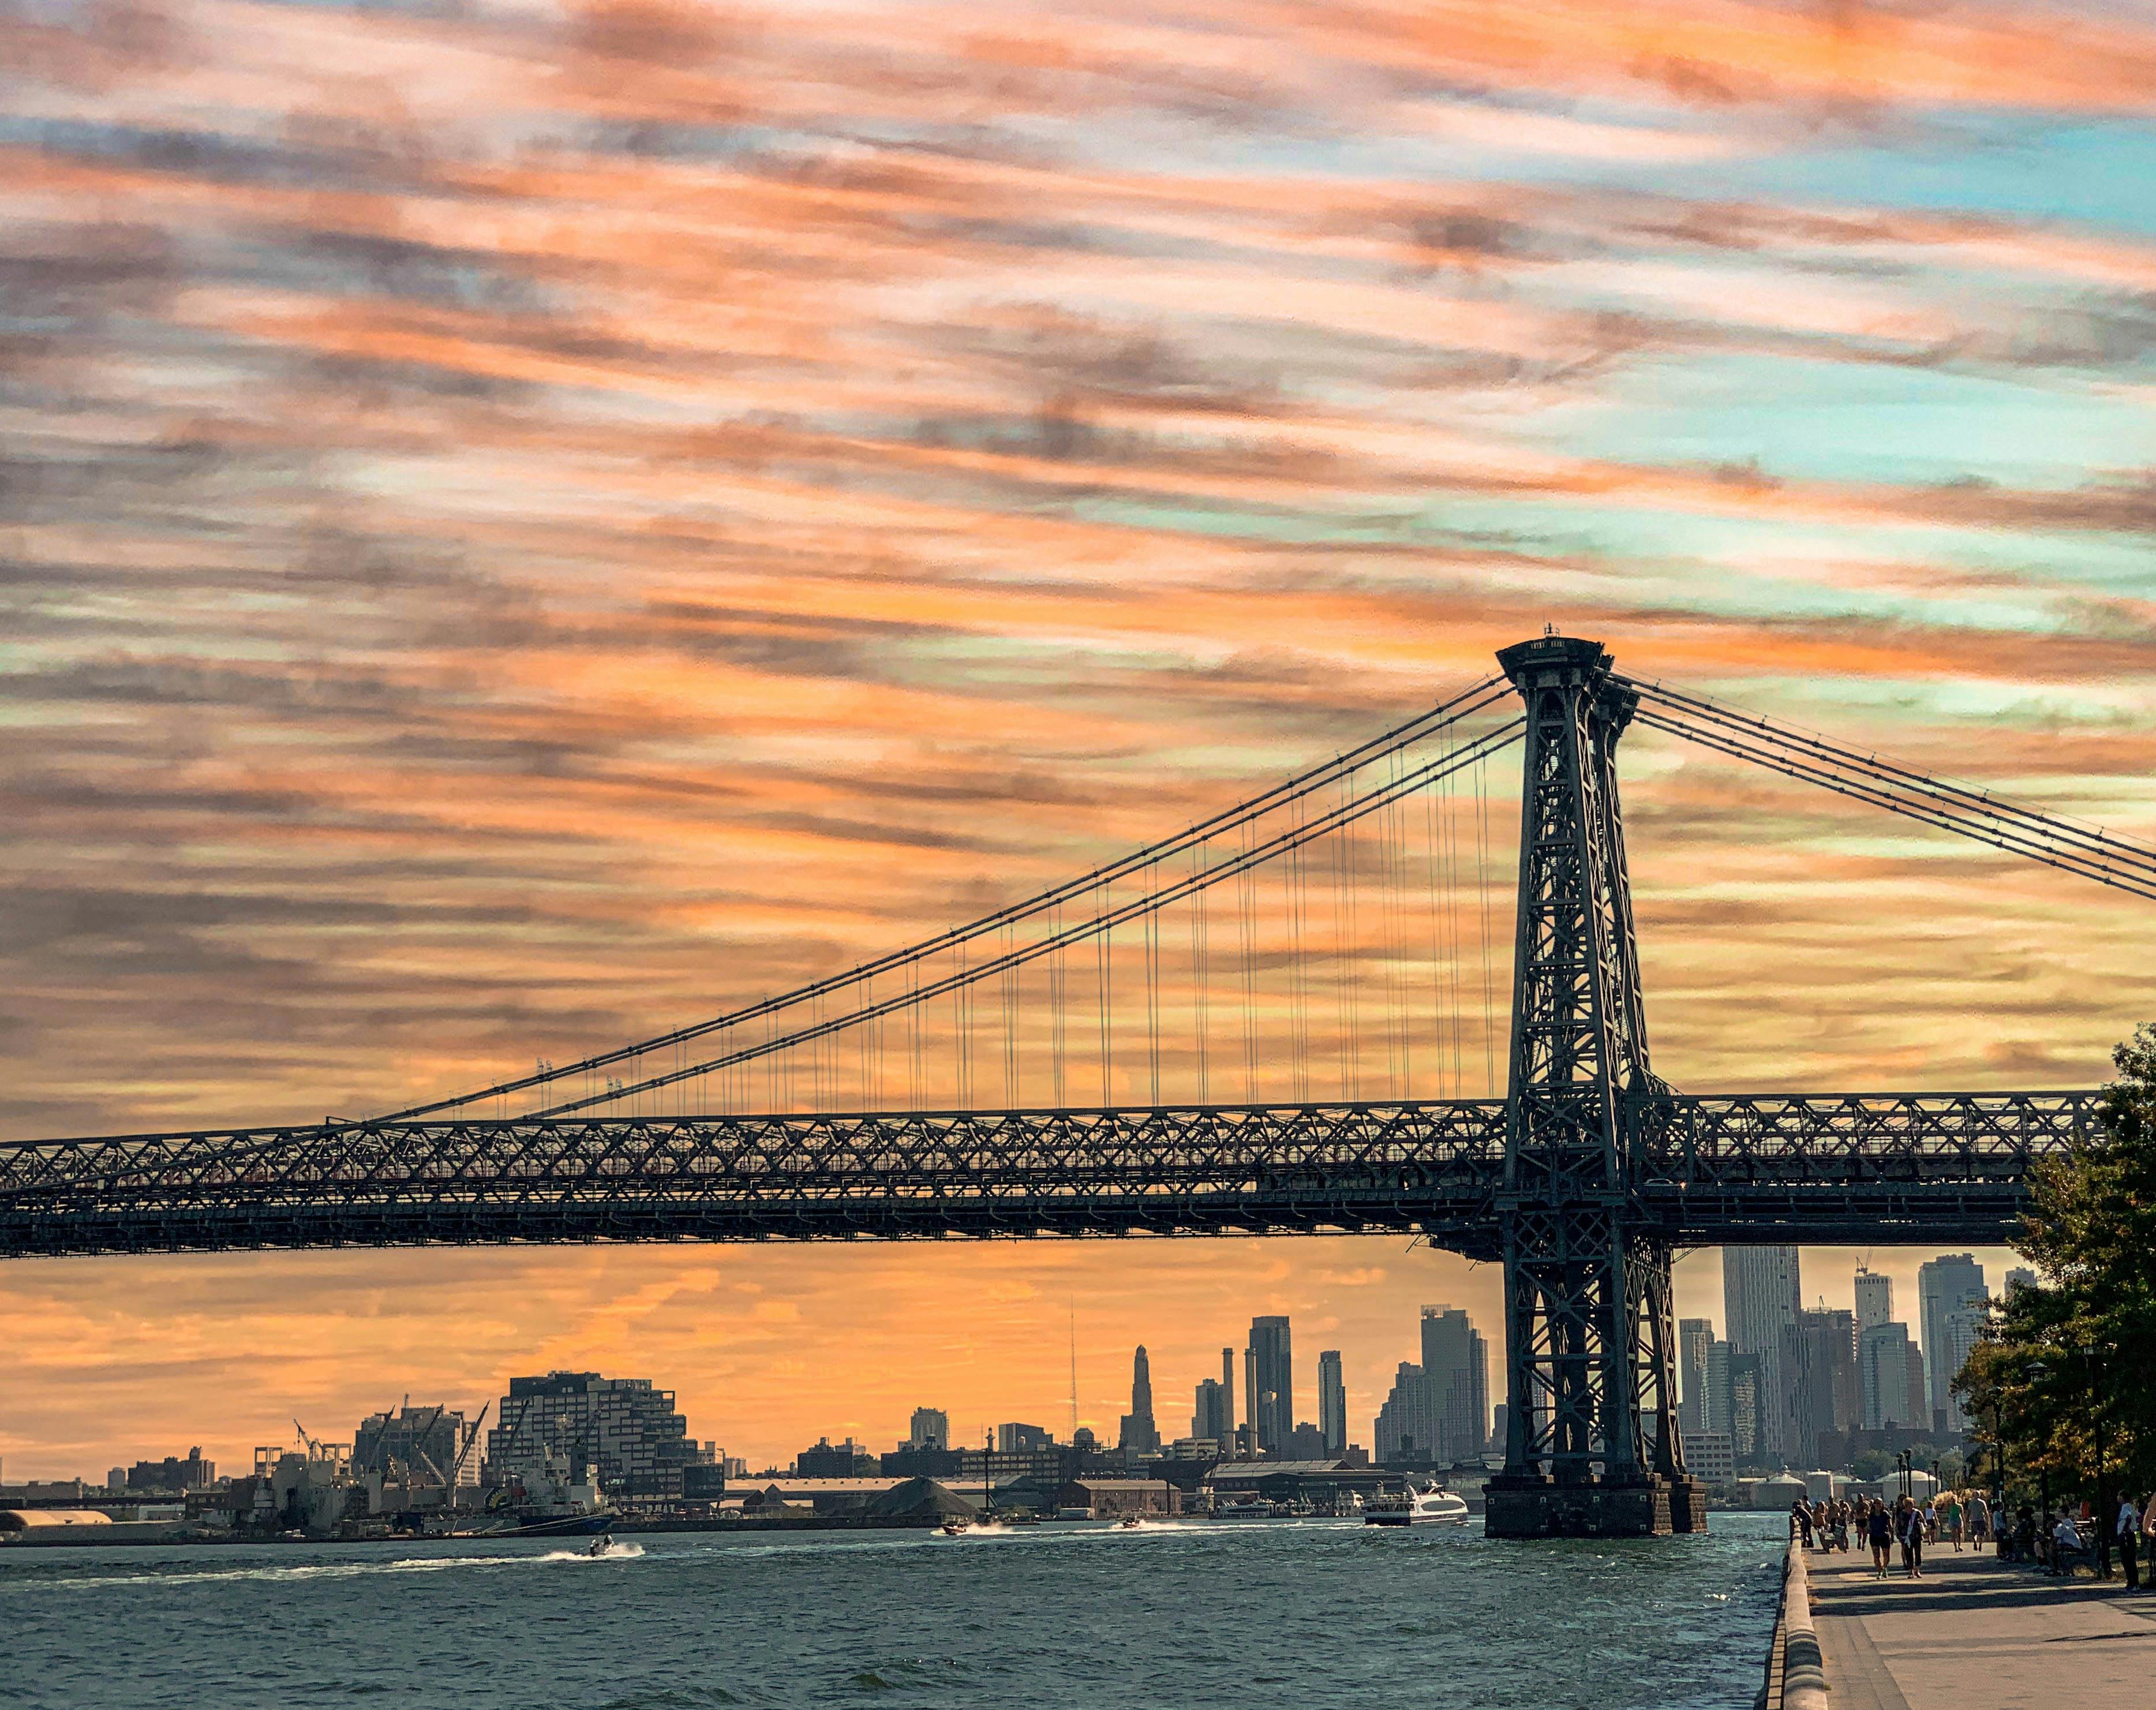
top-left (1242, 1346), bottom-right (1259, 1457)
top-left (908, 1408), bottom-right (949, 1450)
top-left (1706, 1338), bottom-right (1734, 1445)
top-left (1678, 1318), bottom-right (1714, 1434)
top-left (1793, 1309), bottom-right (1858, 1466)
top-left (1192, 1378), bottom-right (1232, 1450)
top-left (1419, 1305), bottom-right (1489, 1463)
top-left (354, 1406), bottom-right (476, 1489)
top-left (1317, 1351), bottom-right (1347, 1455)
top-left (1118, 1345), bottom-right (1161, 1454)
top-left (1854, 1267), bottom-right (1893, 1336)
top-left (483, 1371), bottom-right (708, 1502)
top-left (1858, 1323), bottom-right (1917, 1430)
top-left (1374, 1361), bottom-right (1436, 1462)
top-left (1728, 1356), bottom-right (1760, 1462)
top-left (1250, 1317), bottom-right (1293, 1455)
top-left (1917, 1254), bottom-right (1988, 1430)
top-left (1724, 1248), bottom-right (1801, 1461)
top-left (2005, 1267), bottom-right (2038, 1295)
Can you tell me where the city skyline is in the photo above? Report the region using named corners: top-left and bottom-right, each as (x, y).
top-left (2, 1241), bottom-right (2023, 1477)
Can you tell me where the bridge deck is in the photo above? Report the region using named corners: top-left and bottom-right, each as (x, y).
top-left (0, 1092), bottom-right (2093, 1259)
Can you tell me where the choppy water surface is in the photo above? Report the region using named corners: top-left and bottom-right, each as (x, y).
top-left (2, 1513), bottom-right (1785, 1708)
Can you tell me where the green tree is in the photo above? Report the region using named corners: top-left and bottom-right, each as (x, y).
top-left (1956, 1023), bottom-right (2156, 1513)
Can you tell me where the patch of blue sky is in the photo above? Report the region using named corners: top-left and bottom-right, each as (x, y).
top-left (1521, 349), bottom-right (2156, 491)
top-left (1644, 113), bottom-right (2156, 240)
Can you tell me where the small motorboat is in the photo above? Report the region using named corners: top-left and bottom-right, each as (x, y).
top-left (1118, 1515), bottom-right (1143, 1529)
top-left (586, 1535), bottom-right (616, 1557)
top-left (938, 1518), bottom-right (970, 1537)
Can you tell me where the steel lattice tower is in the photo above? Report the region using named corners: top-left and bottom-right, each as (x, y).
top-left (1485, 635), bottom-right (1705, 1536)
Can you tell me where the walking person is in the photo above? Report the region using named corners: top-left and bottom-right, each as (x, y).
top-left (1943, 1492), bottom-right (1964, 1552)
top-left (1868, 1498), bottom-right (1895, 1578)
top-left (1969, 1491), bottom-right (1990, 1547)
top-left (2142, 1493), bottom-right (2156, 1588)
top-left (2118, 1493), bottom-right (2143, 1591)
top-left (1898, 1494), bottom-right (1925, 1579)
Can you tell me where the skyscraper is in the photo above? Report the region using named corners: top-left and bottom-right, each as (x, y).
top-left (1678, 1318), bottom-right (1713, 1434)
top-left (1418, 1305), bottom-right (1489, 1463)
top-left (1249, 1317), bottom-right (1293, 1455)
top-left (2005, 1267), bottom-right (2037, 1295)
top-left (1192, 1379), bottom-right (1232, 1450)
top-left (1706, 1338), bottom-right (1734, 1443)
top-left (1917, 1254), bottom-right (1987, 1429)
top-left (1375, 1361), bottom-right (1434, 1462)
top-left (1793, 1308), bottom-right (1857, 1465)
top-left (1724, 1248), bottom-right (1801, 1461)
top-left (1118, 1345), bottom-right (1160, 1454)
top-left (1854, 1266), bottom-right (1893, 1336)
top-left (1858, 1322), bottom-right (1917, 1429)
top-left (1317, 1350), bottom-right (1346, 1455)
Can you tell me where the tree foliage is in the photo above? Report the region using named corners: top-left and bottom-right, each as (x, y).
top-left (1956, 1023), bottom-right (2156, 1502)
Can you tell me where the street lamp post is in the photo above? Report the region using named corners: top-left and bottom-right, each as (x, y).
top-left (2079, 1345), bottom-right (2112, 1582)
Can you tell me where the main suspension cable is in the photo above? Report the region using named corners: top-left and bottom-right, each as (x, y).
top-left (372, 676), bottom-right (1514, 1124)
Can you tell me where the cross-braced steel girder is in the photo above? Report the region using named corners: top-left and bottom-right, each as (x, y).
top-left (0, 1091), bottom-right (2094, 1259)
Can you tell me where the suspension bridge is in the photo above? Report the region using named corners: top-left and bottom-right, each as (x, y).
top-left (3, 634), bottom-right (2148, 1536)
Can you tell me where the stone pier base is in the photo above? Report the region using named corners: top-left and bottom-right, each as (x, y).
top-left (1665, 1475), bottom-right (1710, 1535)
top-left (1485, 1474), bottom-right (1709, 1538)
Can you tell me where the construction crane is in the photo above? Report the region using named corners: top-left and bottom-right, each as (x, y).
top-left (448, 1402), bottom-right (490, 1491)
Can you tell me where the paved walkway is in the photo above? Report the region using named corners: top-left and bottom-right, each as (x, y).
top-left (1806, 1541), bottom-right (2156, 1709)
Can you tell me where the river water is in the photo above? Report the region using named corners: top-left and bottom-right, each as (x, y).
top-left (3, 1513), bottom-right (1787, 1708)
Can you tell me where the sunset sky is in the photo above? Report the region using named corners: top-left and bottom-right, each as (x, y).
top-left (5, 0), bottom-right (2156, 1479)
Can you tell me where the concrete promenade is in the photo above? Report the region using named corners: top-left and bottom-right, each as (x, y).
top-left (1805, 1540), bottom-right (2156, 1708)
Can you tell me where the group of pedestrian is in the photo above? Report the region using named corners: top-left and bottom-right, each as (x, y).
top-left (1790, 1494), bottom-right (1937, 1579)
top-left (1792, 1487), bottom-right (2156, 1588)
top-left (1990, 1493), bottom-right (2156, 1588)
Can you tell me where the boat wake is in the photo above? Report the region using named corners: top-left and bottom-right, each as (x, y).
top-left (2, 1544), bottom-right (646, 1593)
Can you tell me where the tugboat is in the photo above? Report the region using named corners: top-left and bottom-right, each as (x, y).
top-left (1364, 1480), bottom-right (1470, 1526)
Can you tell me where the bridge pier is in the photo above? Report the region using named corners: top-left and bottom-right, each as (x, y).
top-left (1485, 1473), bottom-right (1706, 1539)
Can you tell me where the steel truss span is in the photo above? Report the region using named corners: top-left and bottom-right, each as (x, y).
top-left (0, 1091), bottom-right (2096, 1259)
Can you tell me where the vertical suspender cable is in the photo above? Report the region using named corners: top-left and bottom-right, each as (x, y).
top-left (1097, 878), bottom-right (1112, 1109)
top-left (1145, 859), bottom-right (1162, 1107)
top-left (1423, 754), bottom-right (1445, 1099)
top-left (1192, 844), bottom-right (1210, 1107)
top-left (1051, 899), bottom-right (1067, 1112)
top-left (1238, 817), bottom-right (1258, 1104)
top-left (1476, 751), bottom-right (1496, 1095)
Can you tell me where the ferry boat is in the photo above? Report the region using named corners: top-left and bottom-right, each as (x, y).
top-left (1364, 1481), bottom-right (1470, 1526)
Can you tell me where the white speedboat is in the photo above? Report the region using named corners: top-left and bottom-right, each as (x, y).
top-left (1364, 1482), bottom-right (1470, 1526)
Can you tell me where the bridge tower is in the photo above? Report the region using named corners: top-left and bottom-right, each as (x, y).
top-left (1484, 635), bottom-right (1708, 1537)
